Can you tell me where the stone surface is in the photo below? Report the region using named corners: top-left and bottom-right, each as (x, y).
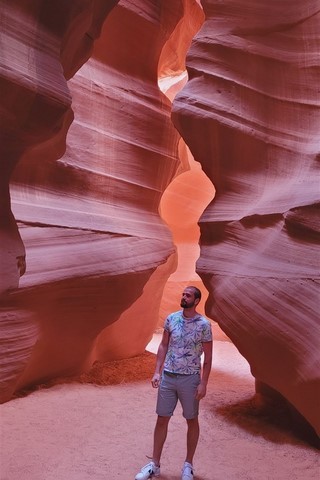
top-left (0, 0), bottom-right (119, 297)
top-left (1, 0), bottom-right (203, 399)
top-left (0, 0), bottom-right (319, 439)
top-left (172, 0), bottom-right (320, 435)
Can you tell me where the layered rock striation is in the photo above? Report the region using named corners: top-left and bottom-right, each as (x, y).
top-left (1, 0), bottom-right (204, 399)
top-left (1, 0), bottom-right (319, 440)
top-left (172, 0), bottom-right (320, 435)
top-left (0, 0), bottom-right (121, 400)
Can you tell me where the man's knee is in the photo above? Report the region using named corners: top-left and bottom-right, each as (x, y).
top-left (156, 415), bottom-right (171, 427)
top-left (186, 417), bottom-right (199, 427)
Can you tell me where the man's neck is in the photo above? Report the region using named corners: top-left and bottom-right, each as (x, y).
top-left (182, 308), bottom-right (198, 319)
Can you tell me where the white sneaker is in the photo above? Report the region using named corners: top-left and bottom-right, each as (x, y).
top-left (181, 462), bottom-right (194, 480)
top-left (135, 461), bottom-right (160, 480)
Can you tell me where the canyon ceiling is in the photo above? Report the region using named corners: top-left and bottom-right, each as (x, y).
top-left (0, 0), bottom-right (319, 438)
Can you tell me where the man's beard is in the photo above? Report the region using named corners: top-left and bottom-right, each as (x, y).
top-left (180, 299), bottom-right (195, 308)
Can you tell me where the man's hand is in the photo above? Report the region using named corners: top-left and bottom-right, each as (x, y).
top-left (151, 372), bottom-right (161, 388)
top-left (195, 381), bottom-right (207, 400)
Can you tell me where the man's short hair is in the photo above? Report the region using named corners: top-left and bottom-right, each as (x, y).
top-left (189, 286), bottom-right (201, 301)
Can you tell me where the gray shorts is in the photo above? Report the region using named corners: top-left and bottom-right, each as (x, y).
top-left (156, 371), bottom-right (201, 419)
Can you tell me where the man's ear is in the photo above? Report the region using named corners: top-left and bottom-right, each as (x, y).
top-left (195, 297), bottom-right (200, 306)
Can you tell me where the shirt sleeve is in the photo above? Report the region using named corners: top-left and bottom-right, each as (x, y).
top-left (202, 320), bottom-right (213, 342)
top-left (164, 315), bottom-right (170, 333)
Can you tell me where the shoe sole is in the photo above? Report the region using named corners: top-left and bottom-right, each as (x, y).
top-left (135, 473), bottom-right (160, 480)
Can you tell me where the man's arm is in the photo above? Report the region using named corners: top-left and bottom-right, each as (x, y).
top-left (151, 329), bottom-right (170, 388)
top-left (196, 341), bottom-right (213, 400)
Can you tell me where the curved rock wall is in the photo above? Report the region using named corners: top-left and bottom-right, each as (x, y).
top-left (172, 0), bottom-right (320, 435)
top-left (1, 0), bottom-right (203, 399)
top-left (0, 0), bottom-right (121, 399)
top-left (1, 0), bottom-right (318, 439)
top-left (0, 0), bottom-right (119, 294)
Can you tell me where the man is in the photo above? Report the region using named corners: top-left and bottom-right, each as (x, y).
top-left (135, 286), bottom-right (213, 480)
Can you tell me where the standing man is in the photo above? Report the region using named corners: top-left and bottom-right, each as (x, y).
top-left (135, 286), bottom-right (213, 480)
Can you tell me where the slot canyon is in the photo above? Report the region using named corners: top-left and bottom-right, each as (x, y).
top-left (0, 1), bottom-right (319, 478)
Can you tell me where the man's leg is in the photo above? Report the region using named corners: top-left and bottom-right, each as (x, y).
top-left (185, 417), bottom-right (200, 464)
top-left (177, 374), bottom-right (201, 464)
top-left (152, 415), bottom-right (171, 466)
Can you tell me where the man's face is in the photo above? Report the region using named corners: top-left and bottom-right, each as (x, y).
top-left (180, 288), bottom-right (197, 309)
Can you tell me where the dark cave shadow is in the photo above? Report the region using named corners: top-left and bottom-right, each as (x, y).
top-left (208, 368), bottom-right (320, 450)
top-left (214, 394), bottom-right (320, 450)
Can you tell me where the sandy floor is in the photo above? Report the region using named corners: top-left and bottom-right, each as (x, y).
top-left (1, 336), bottom-right (319, 480)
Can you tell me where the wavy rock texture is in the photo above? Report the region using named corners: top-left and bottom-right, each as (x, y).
top-left (172, 0), bottom-right (320, 435)
top-left (0, 0), bottom-right (121, 399)
top-left (0, 0), bottom-right (119, 294)
top-left (1, 0), bottom-right (204, 399)
top-left (1, 0), bottom-right (318, 441)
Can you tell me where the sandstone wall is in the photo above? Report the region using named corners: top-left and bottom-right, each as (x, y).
top-left (172, 0), bottom-right (320, 435)
top-left (0, 0), bottom-right (319, 438)
top-left (1, 0), bottom-right (203, 400)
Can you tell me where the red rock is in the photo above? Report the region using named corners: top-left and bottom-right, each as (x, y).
top-left (0, 0), bottom-right (319, 439)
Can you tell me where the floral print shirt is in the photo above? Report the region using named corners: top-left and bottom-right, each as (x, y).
top-left (163, 310), bottom-right (212, 375)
